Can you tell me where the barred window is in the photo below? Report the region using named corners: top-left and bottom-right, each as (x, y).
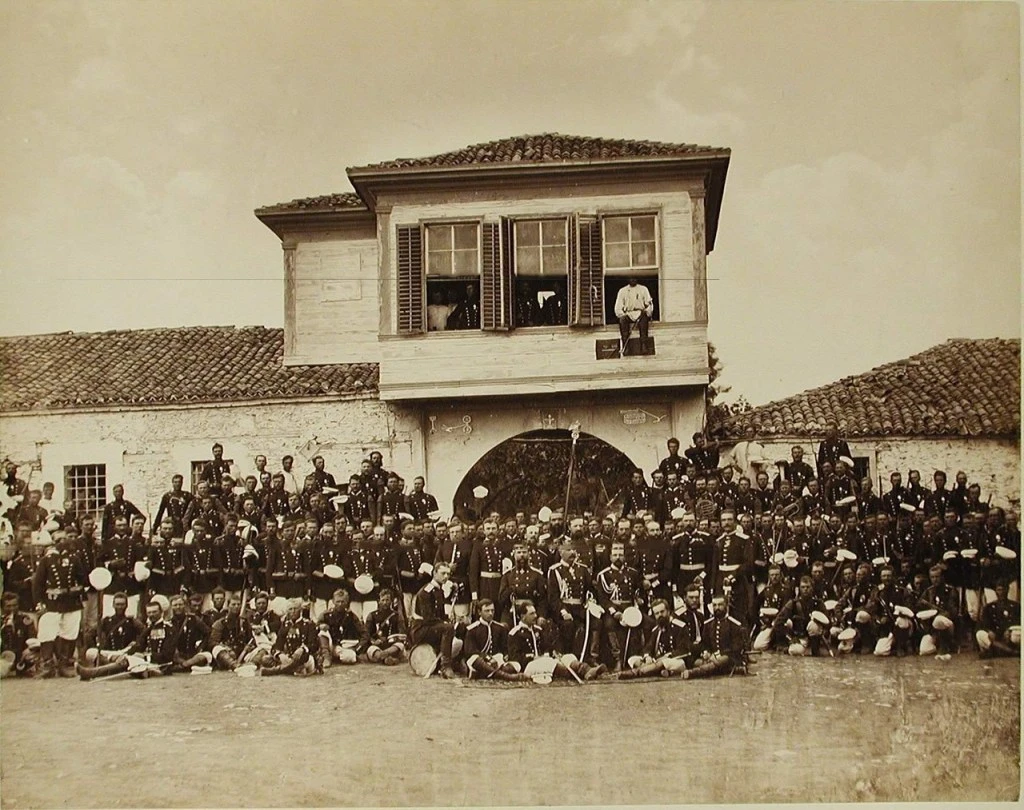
top-left (64, 464), bottom-right (106, 519)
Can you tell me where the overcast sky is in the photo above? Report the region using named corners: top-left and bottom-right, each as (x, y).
top-left (1, 0), bottom-right (1019, 405)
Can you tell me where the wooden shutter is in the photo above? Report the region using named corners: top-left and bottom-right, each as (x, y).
top-left (481, 221), bottom-right (513, 330)
top-left (570, 213), bottom-right (604, 326)
top-left (396, 225), bottom-right (425, 334)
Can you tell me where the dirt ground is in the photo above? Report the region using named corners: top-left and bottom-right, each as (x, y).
top-left (1, 652), bottom-right (1019, 807)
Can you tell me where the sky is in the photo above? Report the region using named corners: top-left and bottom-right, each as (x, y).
top-left (0, 0), bottom-right (1019, 405)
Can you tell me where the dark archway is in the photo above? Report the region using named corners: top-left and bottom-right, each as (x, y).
top-left (452, 430), bottom-right (635, 520)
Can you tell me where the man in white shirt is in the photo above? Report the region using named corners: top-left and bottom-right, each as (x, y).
top-left (426, 290), bottom-right (452, 332)
top-left (613, 277), bottom-right (654, 349)
top-left (278, 455), bottom-right (300, 495)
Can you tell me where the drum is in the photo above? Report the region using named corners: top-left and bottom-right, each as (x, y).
top-left (409, 643), bottom-right (439, 677)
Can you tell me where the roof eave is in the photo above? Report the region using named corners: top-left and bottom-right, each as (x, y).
top-left (254, 206), bottom-right (374, 240)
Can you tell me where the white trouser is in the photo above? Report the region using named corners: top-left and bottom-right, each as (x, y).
top-left (38, 610), bottom-right (83, 643)
top-left (403, 593), bottom-right (414, 618)
top-left (349, 601), bottom-right (377, 622)
top-left (311, 599), bottom-right (330, 623)
top-left (102, 594), bottom-right (141, 619)
top-left (965, 589), bottom-right (999, 621)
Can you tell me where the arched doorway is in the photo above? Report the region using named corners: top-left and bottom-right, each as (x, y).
top-left (451, 430), bottom-right (634, 520)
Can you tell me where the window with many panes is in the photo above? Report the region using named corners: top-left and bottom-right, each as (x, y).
top-left (395, 211), bottom-right (661, 334)
top-left (64, 464), bottom-right (106, 519)
top-left (191, 459), bottom-right (233, 494)
top-left (602, 214), bottom-right (660, 324)
top-left (425, 223), bottom-right (481, 332)
top-left (514, 219), bottom-right (568, 327)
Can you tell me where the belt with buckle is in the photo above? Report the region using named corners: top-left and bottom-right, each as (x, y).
top-left (480, 572), bottom-right (501, 579)
top-left (718, 564), bottom-right (740, 572)
top-left (679, 563), bottom-right (705, 571)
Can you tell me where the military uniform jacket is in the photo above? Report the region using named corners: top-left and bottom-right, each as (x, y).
top-left (758, 581), bottom-right (792, 615)
top-left (99, 614), bottom-right (145, 651)
top-left (402, 490), bottom-right (435, 520)
top-left (816, 439), bottom-right (851, 471)
top-left (713, 532), bottom-right (753, 580)
top-left (185, 540), bottom-right (221, 594)
top-left (133, 619), bottom-right (176, 665)
top-left (463, 618), bottom-right (510, 661)
top-left (699, 614), bottom-right (745, 658)
top-left (675, 532), bottom-right (711, 577)
top-left (3, 552), bottom-right (36, 612)
top-left (148, 544), bottom-right (185, 595)
top-left (595, 562), bottom-right (642, 611)
top-left (1, 611), bottom-right (36, 660)
top-left (658, 454), bottom-right (687, 480)
top-left (214, 534), bottom-right (247, 591)
top-left (32, 547), bottom-right (87, 612)
top-left (786, 460), bottom-right (816, 492)
top-left (435, 538), bottom-right (473, 598)
top-left (321, 608), bottom-right (369, 652)
top-left (310, 543), bottom-right (346, 600)
top-left (546, 560), bottom-right (591, 615)
top-left (507, 621), bottom-right (549, 664)
top-left (498, 565), bottom-right (546, 615)
top-left (776, 595), bottom-right (826, 635)
top-left (622, 484), bottom-right (651, 518)
top-left (101, 498), bottom-right (144, 540)
top-left (410, 581), bottom-right (448, 629)
top-left (676, 607), bottom-right (703, 646)
top-left (262, 489), bottom-right (291, 519)
top-left (918, 583), bottom-right (959, 620)
top-left (365, 607), bottom-right (405, 646)
top-left (397, 545), bottom-right (428, 595)
top-left (645, 618), bottom-right (693, 659)
top-left (246, 609), bottom-right (282, 641)
top-left (470, 541), bottom-right (505, 601)
top-left (377, 490), bottom-right (406, 521)
top-left (836, 580), bottom-right (874, 620)
top-left (753, 486), bottom-right (775, 516)
top-left (169, 613), bottom-right (210, 655)
top-left (312, 469), bottom-right (337, 492)
top-left (868, 584), bottom-right (912, 621)
top-left (154, 490), bottom-right (194, 534)
top-left (980, 598), bottom-right (1020, 637)
top-left (210, 614), bottom-right (255, 655)
top-left (274, 616), bottom-right (318, 656)
top-left (97, 535), bottom-right (145, 595)
top-left (882, 488), bottom-right (909, 517)
top-left (685, 446), bottom-right (719, 473)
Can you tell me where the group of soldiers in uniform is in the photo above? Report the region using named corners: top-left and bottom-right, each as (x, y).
top-left (1, 429), bottom-right (1020, 684)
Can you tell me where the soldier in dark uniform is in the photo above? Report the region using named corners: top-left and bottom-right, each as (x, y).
top-left (262, 598), bottom-right (320, 675)
top-left (88, 590), bottom-right (145, 666)
top-left (658, 438), bottom-right (688, 481)
top-left (621, 469), bottom-right (651, 520)
top-left (210, 593), bottom-right (261, 670)
top-left (396, 529), bottom-right (430, 619)
top-left (506, 600), bottom-right (599, 681)
top-left (3, 525), bottom-right (37, 613)
top-left (202, 588), bottom-right (228, 627)
top-left (867, 566), bottom-right (915, 656)
top-left (914, 564), bottom-right (959, 656)
top-left (166, 594), bottom-right (212, 671)
top-left (636, 520), bottom-right (673, 610)
top-left (499, 542), bottom-right (546, 627)
top-left (183, 520), bottom-right (220, 612)
top-left (675, 583), bottom-right (705, 646)
top-left (857, 477), bottom-right (882, 517)
top-left (948, 471), bottom-right (970, 518)
top-left (683, 593), bottom-right (746, 679)
top-left (32, 529), bottom-right (88, 678)
top-left (201, 443), bottom-right (233, 501)
top-left (711, 511), bottom-right (754, 625)
top-left (595, 541), bottom-right (643, 670)
top-left (76, 599), bottom-right (178, 680)
top-left (684, 433), bottom-right (720, 476)
top-left (377, 475), bottom-right (406, 525)
top-left (409, 562), bottom-right (457, 679)
top-left (618, 597), bottom-right (694, 679)
top-left (470, 519), bottom-right (505, 606)
top-left (406, 477), bottom-right (439, 521)
top-left (461, 598), bottom-right (525, 680)
top-left (1, 591), bottom-right (38, 678)
top-left (434, 520), bottom-right (473, 621)
top-left (976, 581), bottom-right (1020, 657)
top-left (905, 470), bottom-right (929, 513)
top-left (364, 588), bottom-right (406, 665)
top-left (99, 516), bottom-right (146, 618)
top-left (815, 424), bottom-right (852, 478)
top-left (147, 520), bottom-right (185, 600)
top-left (262, 474), bottom-right (291, 521)
top-left (545, 540), bottom-right (599, 663)
top-left (101, 485), bottom-right (144, 541)
top-left (309, 455), bottom-right (337, 494)
top-left (784, 446), bottom-right (816, 492)
top-left (318, 589), bottom-right (369, 666)
top-left (246, 591), bottom-right (282, 643)
top-left (801, 479), bottom-right (829, 519)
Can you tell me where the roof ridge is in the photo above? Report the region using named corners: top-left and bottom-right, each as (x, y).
top-left (0, 324), bottom-right (274, 342)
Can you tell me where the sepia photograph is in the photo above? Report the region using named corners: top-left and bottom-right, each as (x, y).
top-left (0, 0), bottom-right (1020, 806)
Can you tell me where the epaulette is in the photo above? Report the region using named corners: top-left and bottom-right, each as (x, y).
top-left (467, 620), bottom-right (481, 630)
top-left (671, 618), bottom-right (686, 628)
top-left (728, 616), bottom-right (742, 626)
top-left (424, 581), bottom-right (436, 592)
top-left (703, 616), bottom-right (715, 624)
top-left (529, 566), bottom-right (543, 575)
top-left (509, 623), bottom-right (524, 636)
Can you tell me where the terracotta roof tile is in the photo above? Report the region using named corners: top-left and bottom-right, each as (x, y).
top-left (255, 193), bottom-right (366, 215)
top-left (0, 326), bottom-right (378, 412)
top-left (349, 133), bottom-right (728, 171)
top-left (724, 338), bottom-right (1020, 439)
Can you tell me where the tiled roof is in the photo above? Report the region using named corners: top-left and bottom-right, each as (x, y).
top-left (0, 326), bottom-right (378, 412)
top-left (349, 133), bottom-right (728, 171)
top-left (255, 192), bottom-right (367, 215)
top-left (723, 338), bottom-right (1020, 439)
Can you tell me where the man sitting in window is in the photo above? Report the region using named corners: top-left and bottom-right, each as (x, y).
top-left (613, 277), bottom-right (654, 349)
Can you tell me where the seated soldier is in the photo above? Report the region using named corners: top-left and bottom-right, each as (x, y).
top-left (76, 600), bottom-right (177, 681)
top-left (409, 562), bottom-right (456, 679)
top-left (976, 581), bottom-right (1020, 658)
top-left (364, 588), bottom-right (406, 666)
top-left (262, 598), bottom-right (320, 676)
top-left (618, 598), bottom-right (693, 679)
top-left (0, 591), bottom-right (38, 678)
top-left (210, 594), bottom-right (267, 670)
top-left (682, 593), bottom-right (746, 679)
top-left (81, 591), bottom-right (145, 671)
top-left (461, 598), bottom-right (527, 681)
top-left (318, 589), bottom-right (369, 666)
top-left (166, 594), bottom-right (213, 672)
top-left (507, 600), bottom-right (596, 682)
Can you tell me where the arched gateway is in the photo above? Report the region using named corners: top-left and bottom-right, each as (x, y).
top-left (451, 430), bottom-right (635, 520)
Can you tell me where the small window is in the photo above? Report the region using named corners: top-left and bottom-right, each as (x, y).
top-left (191, 459), bottom-right (233, 494)
top-left (603, 214), bottom-right (658, 274)
top-left (426, 223), bottom-right (480, 331)
top-left (514, 219), bottom-right (568, 328)
top-left (852, 457), bottom-right (871, 483)
top-left (65, 464), bottom-right (106, 520)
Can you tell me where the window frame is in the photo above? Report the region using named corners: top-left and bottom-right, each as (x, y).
top-left (424, 221), bottom-right (483, 279)
top-left (64, 463), bottom-right (107, 520)
top-left (601, 212), bottom-right (661, 277)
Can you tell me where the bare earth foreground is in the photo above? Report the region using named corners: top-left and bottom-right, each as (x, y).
top-left (1, 653), bottom-right (1019, 807)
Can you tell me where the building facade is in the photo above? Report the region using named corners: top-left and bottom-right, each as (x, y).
top-left (0, 134), bottom-right (730, 518)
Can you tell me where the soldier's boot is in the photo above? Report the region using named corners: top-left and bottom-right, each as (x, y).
top-left (636, 662), bottom-right (664, 678)
top-left (77, 659), bottom-right (129, 681)
top-left (438, 658), bottom-right (457, 679)
top-left (607, 635), bottom-right (624, 672)
top-left (33, 642), bottom-right (56, 679)
top-left (991, 640), bottom-right (1016, 657)
top-left (585, 662), bottom-right (607, 680)
top-left (470, 658), bottom-right (499, 679)
top-left (681, 661), bottom-right (720, 680)
top-left (260, 653), bottom-right (293, 676)
top-left (55, 639), bottom-right (78, 678)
